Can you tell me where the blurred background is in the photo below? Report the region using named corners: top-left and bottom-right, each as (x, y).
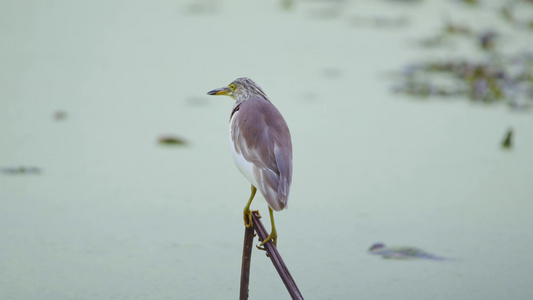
top-left (1, 0), bottom-right (532, 299)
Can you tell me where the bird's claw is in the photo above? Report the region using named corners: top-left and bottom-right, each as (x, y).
top-left (257, 232), bottom-right (277, 250)
top-left (243, 209), bottom-right (253, 228)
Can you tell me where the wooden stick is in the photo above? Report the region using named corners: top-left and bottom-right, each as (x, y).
top-left (251, 211), bottom-right (304, 300)
top-left (239, 225), bottom-right (255, 300)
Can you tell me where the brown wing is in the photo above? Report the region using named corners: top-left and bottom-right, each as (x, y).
top-left (231, 98), bottom-right (293, 211)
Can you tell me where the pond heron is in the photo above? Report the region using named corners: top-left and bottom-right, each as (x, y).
top-left (208, 77), bottom-right (293, 247)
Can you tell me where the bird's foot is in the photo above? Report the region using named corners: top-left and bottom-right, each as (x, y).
top-left (257, 230), bottom-right (277, 250)
top-left (243, 208), bottom-right (253, 228)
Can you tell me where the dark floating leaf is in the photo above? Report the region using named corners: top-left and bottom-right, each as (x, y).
top-left (369, 243), bottom-right (447, 261)
top-left (1, 166), bottom-right (42, 175)
top-left (502, 128), bottom-right (513, 149)
top-left (479, 30), bottom-right (497, 51)
top-left (158, 135), bottom-right (187, 146)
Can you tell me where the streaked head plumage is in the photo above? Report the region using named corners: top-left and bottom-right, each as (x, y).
top-left (207, 77), bottom-right (269, 102)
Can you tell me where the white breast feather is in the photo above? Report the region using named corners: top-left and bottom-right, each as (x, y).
top-left (229, 111), bottom-right (259, 188)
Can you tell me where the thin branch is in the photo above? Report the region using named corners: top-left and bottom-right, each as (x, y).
top-left (251, 211), bottom-right (304, 300)
top-left (239, 226), bottom-right (255, 300)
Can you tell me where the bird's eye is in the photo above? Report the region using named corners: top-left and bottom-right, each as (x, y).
top-left (229, 84), bottom-right (235, 91)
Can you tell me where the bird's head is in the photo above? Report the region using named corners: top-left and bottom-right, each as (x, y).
top-left (207, 77), bottom-right (268, 102)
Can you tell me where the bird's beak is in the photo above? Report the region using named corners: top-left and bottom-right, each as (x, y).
top-left (207, 86), bottom-right (231, 96)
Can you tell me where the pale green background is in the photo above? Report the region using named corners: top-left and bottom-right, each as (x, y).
top-left (1, 0), bottom-right (532, 299)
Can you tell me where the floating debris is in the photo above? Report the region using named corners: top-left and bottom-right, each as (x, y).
top-left (502, 128), bottom-right (513, 149)
top-left (158, 135), bottom-right (187, 146)
top-left (405, 4), bottom-right (533, 107)
top-left (368, 243), bottom-right (447, 261)
top-left (1, 166), bottom-right (42, 175)
top-left (479, 30), bottom-right (497, 51)
top-left (418, 18), bottom-right (505, 52)
top-left (392, 53), bottom-right (533, 109)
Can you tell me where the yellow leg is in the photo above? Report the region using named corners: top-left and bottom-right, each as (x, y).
top-left (258, 207), bottom-right (278, 248)
top-left (243, 185), bottom-right (256, 228)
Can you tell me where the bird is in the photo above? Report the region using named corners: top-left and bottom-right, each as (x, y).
top-left (207, 77), bottom-right (293, 247)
